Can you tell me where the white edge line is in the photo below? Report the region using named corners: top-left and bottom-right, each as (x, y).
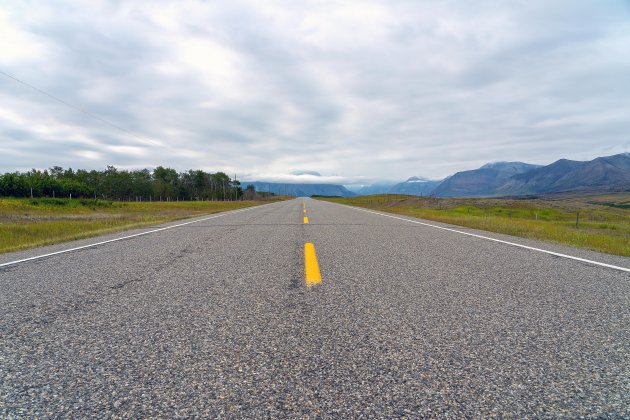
top-left (340, 203), bottom-right (630, 274)
top-left (0, 205), bottom-right (261, 268)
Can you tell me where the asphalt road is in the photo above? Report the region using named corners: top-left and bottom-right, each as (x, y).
top-left (1, 198), bottom-right (629, 418)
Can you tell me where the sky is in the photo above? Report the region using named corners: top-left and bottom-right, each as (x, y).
top-left (1, 0), bottom-right (629, 185)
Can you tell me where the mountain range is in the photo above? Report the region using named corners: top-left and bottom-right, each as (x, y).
top-left (352, 177), bottom-right (442, 195)
top-left (242, 182), bottom-right (356, 197)
top-left (244, 153), bottom-right (630, 197)
top-left (496, 154), bottom-right (630, 196)
top-left (438, 153), bottom-right (630, 197)
top-left (432, 162), bottom-right (542, 197)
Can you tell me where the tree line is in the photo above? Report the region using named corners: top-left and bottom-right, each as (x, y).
top-left (0, 166), bottom-right (256, 201)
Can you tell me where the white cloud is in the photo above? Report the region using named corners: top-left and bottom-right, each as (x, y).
top-left (241, 172), bottom-right (367, 185)
top-left (0, 10), bottom-right (50, 65)
top-left (0, 0), bottom-right (629, 180)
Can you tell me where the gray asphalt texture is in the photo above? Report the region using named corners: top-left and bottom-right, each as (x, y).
top-left (1, 198), bottom-right (629, 418)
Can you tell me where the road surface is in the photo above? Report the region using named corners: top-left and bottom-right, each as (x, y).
top-left (1, 198), bottom-right (629, 417)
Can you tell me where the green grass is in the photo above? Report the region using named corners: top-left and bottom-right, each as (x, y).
top-left (317, 194), bottom-right (630, 257)
top-left (0, 197), bottom-right (286, 254)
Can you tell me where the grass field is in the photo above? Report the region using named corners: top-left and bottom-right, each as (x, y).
top-left (317, 194), bottom-right (630, 257)
top-left (0, 197), bottom-right (285, 254)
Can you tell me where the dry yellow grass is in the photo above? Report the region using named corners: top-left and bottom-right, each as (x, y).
top-left (317, 194), bottom-right (630, 257)
top-left (0, 198), bottom-right (282, 254)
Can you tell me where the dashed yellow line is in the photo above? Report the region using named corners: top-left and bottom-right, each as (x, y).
top-left (303, 216), bottom-right (309, 224)
top-left (304, 242), bottom-right (322, 287)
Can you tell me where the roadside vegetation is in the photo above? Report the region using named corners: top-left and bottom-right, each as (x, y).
top-left (317, 194), bottom-right (630, 257)
top-left (0, 197), bottom-right (287, 254)
top-left (0, 165), bottom-right (258, 201)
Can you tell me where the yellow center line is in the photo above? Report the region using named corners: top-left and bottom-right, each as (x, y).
top-left (303, 209), bottom-right (307, 213)
top-left (303, 216), bottom-right (309, 224)
top-left (304, 242), bottom-right (322, 287)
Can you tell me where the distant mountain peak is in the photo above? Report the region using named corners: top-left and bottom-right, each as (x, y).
top-left (480, 162), bottom-right (504, 169)
top-left (405, 176), bottom-right (430, 183)
top-left (480, 161), bottom-right (538, 170)
top-left (290, 170), bottom-right (321, 176)
top-left (432, 161), bottom-right (542, 197)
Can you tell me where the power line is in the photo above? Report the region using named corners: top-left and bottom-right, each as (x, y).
top-left (0, 69), bottom-right (164, 148)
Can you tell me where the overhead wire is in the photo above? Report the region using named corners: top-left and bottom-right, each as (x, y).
top-left (0, 69), bottom-right (165, 148)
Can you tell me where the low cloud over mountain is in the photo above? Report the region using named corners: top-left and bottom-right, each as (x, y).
top-left (242, 182), bottom-right (355, 197)
top-left (243, 154), bottom-right (629, 198)
top-left (389, 177), bottom-right (443, 196)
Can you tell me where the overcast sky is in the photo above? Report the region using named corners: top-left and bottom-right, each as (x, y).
top-left (1, 1), bottom-right (629, 184)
